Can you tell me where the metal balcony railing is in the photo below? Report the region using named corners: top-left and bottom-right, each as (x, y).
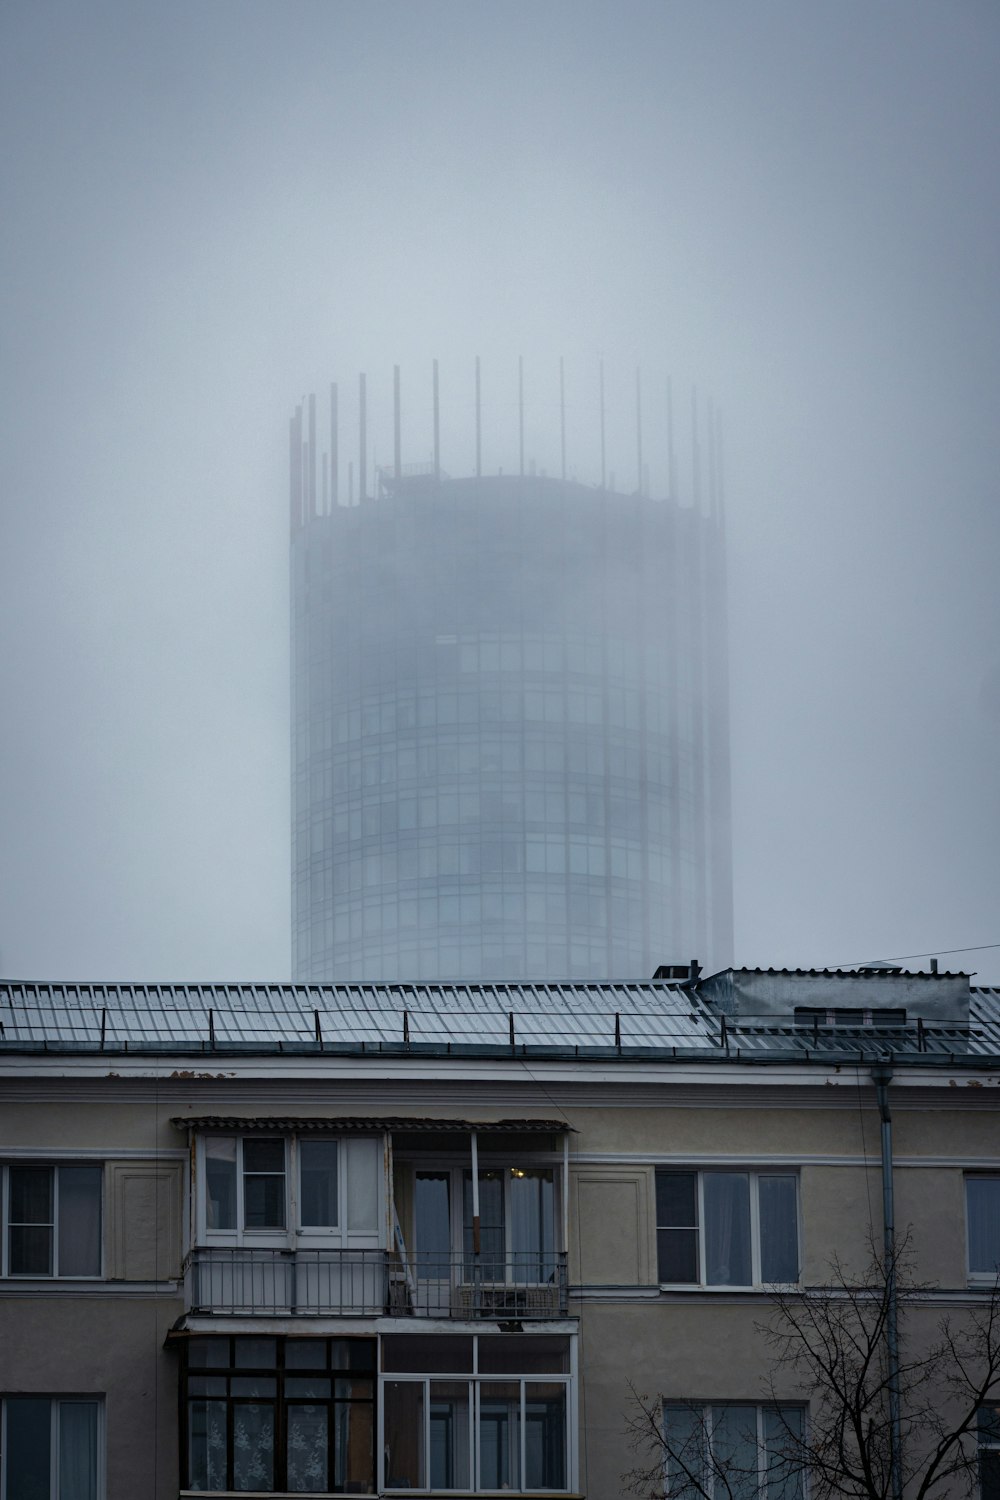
top-left (186, 1247), bottom-right (387, 1316)
top-left (186, 1247), bottom-right (569, 1319)
top-left (388, 1251), bottom-right (569, 1319)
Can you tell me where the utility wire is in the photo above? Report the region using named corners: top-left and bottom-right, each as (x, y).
top-left (825, 941), bottom-right (1000, 968)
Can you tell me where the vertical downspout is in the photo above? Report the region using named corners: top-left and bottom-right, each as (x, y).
top-left (562, 1133), bottom-right (570, 1312)
top-left (873, 1066), bottom-right (902, 1500)
top-left (470, 1130), bottom-right (481, 1254)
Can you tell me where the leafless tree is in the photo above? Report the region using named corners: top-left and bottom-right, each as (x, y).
top-left (623, 1237), bottom-right (1000, 1500)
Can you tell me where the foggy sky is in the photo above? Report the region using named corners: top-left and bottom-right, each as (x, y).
top-left (1, 0), bottom-right (998, 984)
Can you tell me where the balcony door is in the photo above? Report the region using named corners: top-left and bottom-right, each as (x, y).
top-left (412, 1165), bottom-right (556, 1315)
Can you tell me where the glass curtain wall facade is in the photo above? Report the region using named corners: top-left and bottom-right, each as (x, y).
top-left (291, 473), bottom-right (731, 981)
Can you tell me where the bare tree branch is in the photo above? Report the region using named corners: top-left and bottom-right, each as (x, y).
top-left (623, 1235), bottom-right (1000, 1500)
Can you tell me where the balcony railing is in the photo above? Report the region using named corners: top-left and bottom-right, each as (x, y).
top-left (186, 1247), bottom-right (568, 1319)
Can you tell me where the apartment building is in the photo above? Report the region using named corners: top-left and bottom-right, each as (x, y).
top-left (0, 965), bottom-right (997, 1498)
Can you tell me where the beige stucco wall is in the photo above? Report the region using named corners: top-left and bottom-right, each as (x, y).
top-left (1, 1071), bottom-right (995, 1497)
top-left (0, 1295), bottom-right (183, 1500)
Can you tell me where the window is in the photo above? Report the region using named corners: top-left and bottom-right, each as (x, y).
top-left (2, 1165), bottom-right (102, 1278)
top-left (461, 1168), bottom-right (556, 1284)
top-left (655, 1171), bottom-right (798, 1287)
top-left (794, 1006), bottom-right (906, 1029)
top-left (199, 1135), bottom-right (379, 1246)
top-left (967, 1177), bottom-right (1000, 1279)
top-left (662, 1403), bottom-right (803, 1500)
top-left (184, 1336), bottom-right (375, 1494)
top-left (980, 1404), bottom-right (1000, 1500)
top-left (1, 1396), bottom-right (102, 1499)
top-left (382, 1334), bottom-right (572, 1493)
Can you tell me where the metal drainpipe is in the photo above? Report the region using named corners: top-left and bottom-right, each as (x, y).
top-left (873, 1065), bottom-right (902, 1500)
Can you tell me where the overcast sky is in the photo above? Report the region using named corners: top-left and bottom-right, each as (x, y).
top-left (1, 0), bottom-right (998, 985)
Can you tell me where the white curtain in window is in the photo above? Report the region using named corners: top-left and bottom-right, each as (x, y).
top-left (59, 1400), bottom-right (99, 1500)
top-left (704, 1174), bottom-right (751, 1285)
top-left (510, 1171), bottom-right (555, 1282)
top-left (968, 1180), bottom-right (1000, 1273)
top-left (58, 1168), bottom-right (102, 1277)
top-left (346, 1139), bottom-right (379, 1233)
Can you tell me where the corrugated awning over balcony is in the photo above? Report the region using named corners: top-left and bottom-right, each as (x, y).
top-left (170, 1116), bottom-right (571, 1134)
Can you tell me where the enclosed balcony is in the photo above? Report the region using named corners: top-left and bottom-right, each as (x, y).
top-left (185, 1246), bottom-right (569, 1318)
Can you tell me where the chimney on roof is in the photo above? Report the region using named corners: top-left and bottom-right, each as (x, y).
top-left (652, 961), bottom-right (701, 984)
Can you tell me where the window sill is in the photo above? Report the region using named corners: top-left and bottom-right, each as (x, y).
top-left (658, 1282), bottom-right (800, 1294)
top-left (0, 1274), bottom-right (105, 1283)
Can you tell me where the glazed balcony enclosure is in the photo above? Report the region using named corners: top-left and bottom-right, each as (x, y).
top-left (179, 1116), bottom-right (571, 1322)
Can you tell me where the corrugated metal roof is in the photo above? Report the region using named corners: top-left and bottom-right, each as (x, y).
top-left (0, 979), bottom-right (716, 1052)
top-left (0, 979), bottom-right (998, 1063)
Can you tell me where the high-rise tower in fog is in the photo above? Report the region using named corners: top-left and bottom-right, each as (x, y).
top-left (290, 361), bottom-right (732, 982)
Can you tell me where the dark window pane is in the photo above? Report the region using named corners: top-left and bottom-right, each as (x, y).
top-left (58, 1166), bottom-right (102, 1276)
top-left (656, 1172), bottom-right (696, 1228)
top-left (759, 1177), bottom-right (799, 1283)
top-left (764, 1406), bottom-right (804, 1500)
top-left (59, 1400), bottom-right (99, 1500)
top-left (663, 1405), bottom-right (705, 1500)
top-left (968, 1178), bottom-right (1000, 1274)
top-left (657, 1227), bottom-right (698, 1283)
top-left (525, 1383), bottom-right (566, 1489)
top-left (244, 1173), bottom-right (285, 1229)
top-left (429, 1381), bottom-right (471, 1490)
top-left (382, 1335), bottom-right (473, 1373)
top-left (187, 1377), bottom-right (227, 1397)
top-left (10, 1224), bottom-right (53, 1275)
top-left (336, 1395), bottom-right (374, 1493)
top-left (286, 1377), bottom-right (332, 1399)
top-left (415, 1173), bottom-right (450, 1275)
top-left (479, 1335), bottom-right (570, 1374)
top-left (188, 1338), bottom-right (230, 1368)
top-left (10, 1165), bottom-right (53, 1224)
top-left (234, 1338), bottom-right (277, 1368)
top-left (479, 1382), bottom-right (521, 1491)
top-left (982, 1451), bottom-right (1000, 1500)
top-left (331, 1338), bottom-right (376, 1372)
top-left (230, 1376), bottom-right (276, 1397)
top-left (286, 1339), bottom-right (328, 1370)
top-left (385, 1381), bottom-right (424, 1488)
top-left (205, 1139), bottom-right (237, 1231)
top-left (244, 1140), bottom-right (285, 1174)
top-left (300, 1140), bottom-right (338, 1227)
top-left (5, 1398), bottom-right (52, 1500)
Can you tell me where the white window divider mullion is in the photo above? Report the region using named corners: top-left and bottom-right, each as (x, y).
top-left (749, 1172), bottom-right (762, 1285)
top-left (52, 1164), bottom-right (60, 1278)
top-left (286, 1137), bottom-right (296, 1242)
top-left (236, 1139), bottom-right (246, 1236)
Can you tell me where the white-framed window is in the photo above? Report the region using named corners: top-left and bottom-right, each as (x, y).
top-left (381, 1333), bottom-right (574, 1494)
top-left (0, 1396), bottom-right (103, 1498)
top-left (197, 1134), bottom-right (381, 1247)
top-left (967, 1175), bottom-right (1000, 1280)
top-left (1, 1164), bottom-right (102, 1278)
top-left (655, 1170), bottom-right (799, 1287)
top-left (662, 1401), bottom-right (804, 1500)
